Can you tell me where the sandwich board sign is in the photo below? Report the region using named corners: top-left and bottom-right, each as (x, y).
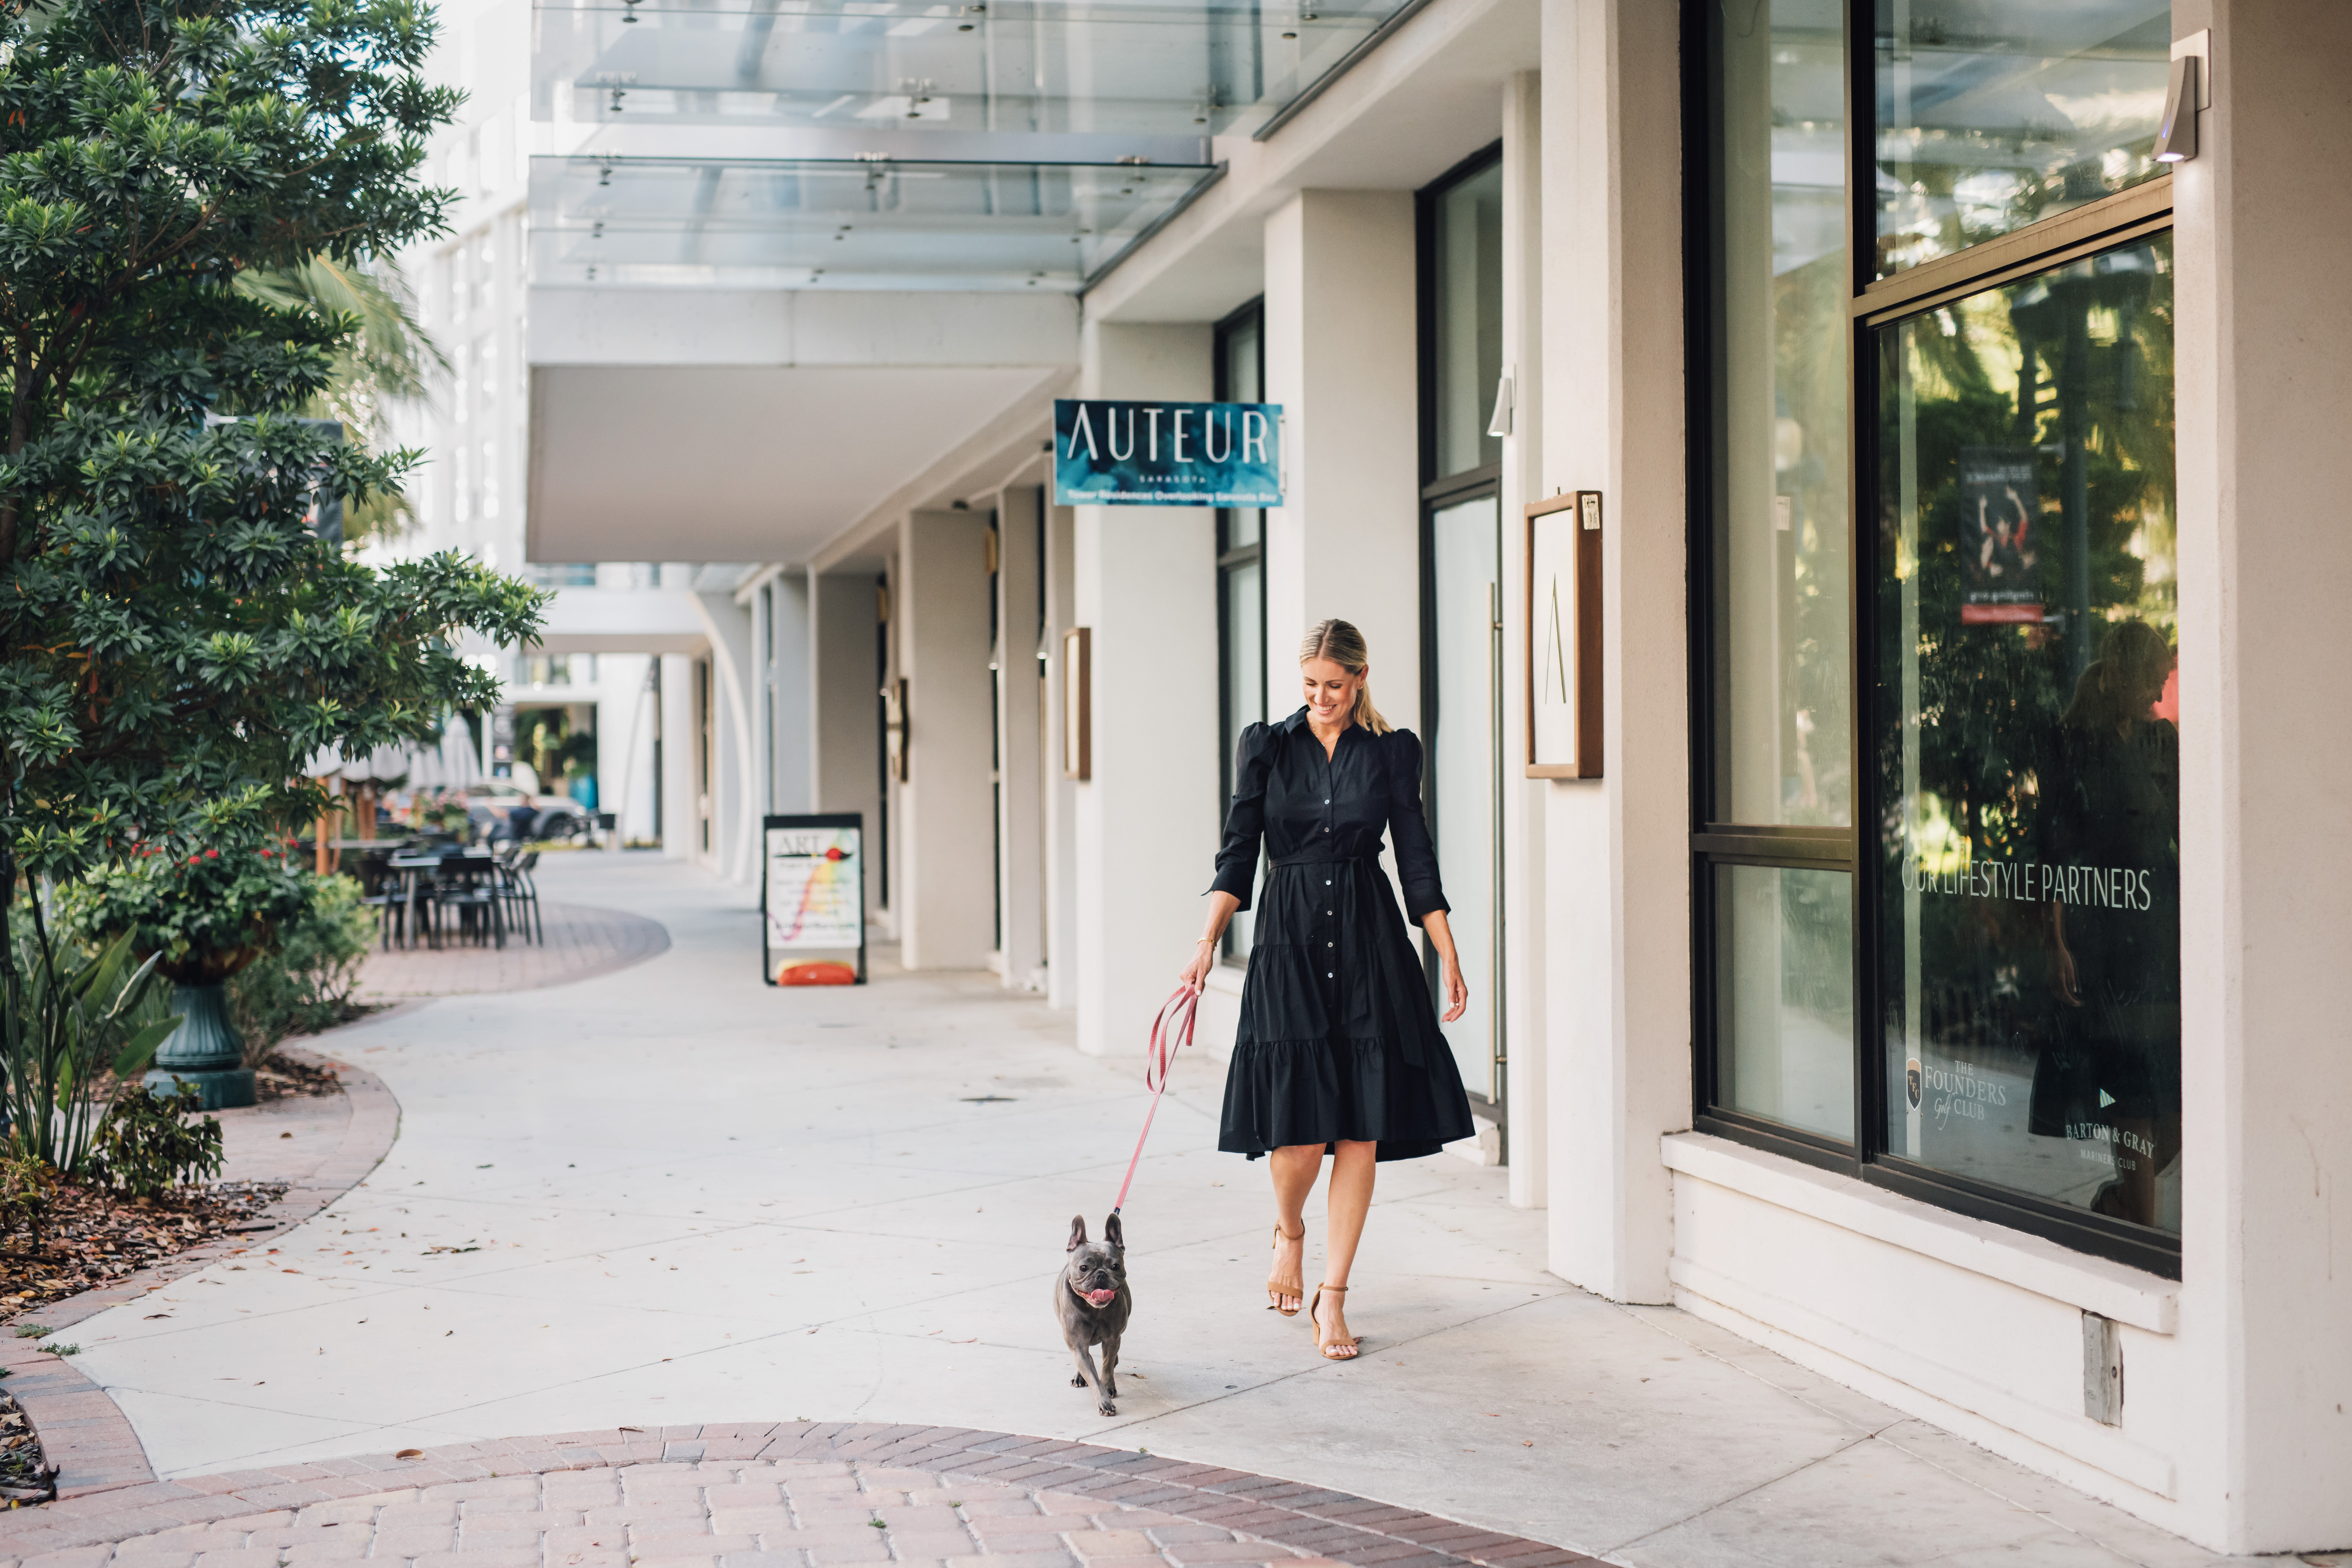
top-left (762, 813), bottom-right (865, 984)
top-left (1053, 399), bottom-right (1282, 506)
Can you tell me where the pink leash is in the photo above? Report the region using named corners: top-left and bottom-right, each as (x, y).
top-left (1111, 985), bottom-right (1200, 1215)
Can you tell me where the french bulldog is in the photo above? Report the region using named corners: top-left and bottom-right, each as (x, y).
top-left (1056, 1213), bottom-right (1131, 1415)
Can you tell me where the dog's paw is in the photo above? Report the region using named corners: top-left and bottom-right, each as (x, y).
top-left (1097, 1401), bottom-right (1117, 1416)
top-left (1103, 1382), bottom-right (1118, 1399)
top-left (1071, 1375), bottom-right (1087, 1388)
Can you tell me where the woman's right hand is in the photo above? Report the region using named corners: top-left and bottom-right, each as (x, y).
top-left (1180, 939), bottom-right (1216, 994)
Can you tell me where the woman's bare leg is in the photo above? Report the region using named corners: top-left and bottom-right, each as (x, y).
top-left (1314, 1140), bottom-right (1376, 1354)
top-left (1265, 1144), bottom-right (1322, 1314)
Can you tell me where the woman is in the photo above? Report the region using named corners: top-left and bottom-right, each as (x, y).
top-left (2030, 619), bottom-right (2180, 1227)
top-left (1180, 619), bottom-right (1476, 1361)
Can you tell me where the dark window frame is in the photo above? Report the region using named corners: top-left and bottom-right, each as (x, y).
top-left (1214, 296), bottom-right (1268, 967)
top-left (1680, 0), bottom-right (2182, 1278)
top-left (1414, 144), bottom-right (1508, 1119)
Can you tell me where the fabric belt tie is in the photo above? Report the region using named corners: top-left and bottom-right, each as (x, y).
top-left (1262, 850), bottom-right (1428, 1072)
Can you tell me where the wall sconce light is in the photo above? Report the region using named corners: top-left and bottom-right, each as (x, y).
top-left (2154, 53), bottom-right (2198, 162)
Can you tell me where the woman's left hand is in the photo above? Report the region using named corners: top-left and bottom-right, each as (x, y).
top-left (1440, 958), bottom-right (1468, 1023)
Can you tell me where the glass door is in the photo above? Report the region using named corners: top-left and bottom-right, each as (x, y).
top-left (1429, 490), bottom-right (1502, 1105)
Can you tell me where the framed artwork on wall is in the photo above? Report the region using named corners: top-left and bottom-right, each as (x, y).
top-left (1526, 490), bottom-right (1602, 778)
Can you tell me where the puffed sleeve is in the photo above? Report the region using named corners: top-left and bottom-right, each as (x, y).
top-left (1207, 722), bottom-right (1273, 907)
top-left (1384, 729), bottom-right (1450, 924)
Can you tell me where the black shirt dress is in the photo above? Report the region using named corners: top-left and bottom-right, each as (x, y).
top-left (1210, 707), bottom-right (1477, 1161)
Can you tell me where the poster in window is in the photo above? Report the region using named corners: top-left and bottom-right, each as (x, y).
top-left (1959, 447), bottom-right (2044, 624)
top-left (762, 814), bottom-right (865, 984)
top-left (1525, 492), bottom-right (1602, 778)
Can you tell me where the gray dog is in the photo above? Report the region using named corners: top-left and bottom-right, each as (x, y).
top-left (1056, 1213), bottom-right (1131, 1415)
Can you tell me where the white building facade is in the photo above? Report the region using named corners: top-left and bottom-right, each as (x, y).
top-left (428, 0), bottom-right (2352, 1553)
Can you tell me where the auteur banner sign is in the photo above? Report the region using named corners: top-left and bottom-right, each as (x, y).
top-left (1053, 398), bottom-right (1282, 507)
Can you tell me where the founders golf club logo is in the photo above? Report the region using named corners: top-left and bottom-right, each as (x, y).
top-left (1906, 1057), bottom-right (1923, 1112)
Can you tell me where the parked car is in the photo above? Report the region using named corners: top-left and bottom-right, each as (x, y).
top-left (464, 780), bottom-right (587, 842)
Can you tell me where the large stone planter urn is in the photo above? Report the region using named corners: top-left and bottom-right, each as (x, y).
top-left (143, 946), bottom-right (262, 1110)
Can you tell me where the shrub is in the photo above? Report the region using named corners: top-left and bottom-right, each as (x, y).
top-left (90, 1082), bottom-right (224, 1200)
top-left (63, 833), bottom-right (312, 984)
top-left (229, 874), bottom-right (375, 1064)
top-left (0, 1150), bottom-right (52, 1252)
top-left (0, 930), bottom-right (180, 1175)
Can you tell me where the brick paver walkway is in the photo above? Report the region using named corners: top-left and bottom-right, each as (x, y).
top-left (0, 1425), bottom-right (1598, 1568)
top-left (357, 903), bottom-right (668, 999)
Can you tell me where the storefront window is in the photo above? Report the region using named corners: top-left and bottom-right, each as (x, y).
top-left (1428, 159), bottom-right (1504, 481)
top-left (1874, 1), bottom-right (2174, 278)
top-left (1874, 233), bottom-right (2177, 1235)
top-left (1715, 864), bottom-right (1855, 1139)
top-left (1216, 301), bottom-right (1267, 963)
top-left (1420, 146), bottom-right (1506, 1106)
top-left (1704, 0), bottom-right (1849, 828)
top-left (1690, 0), bottom-right (2180, 1272)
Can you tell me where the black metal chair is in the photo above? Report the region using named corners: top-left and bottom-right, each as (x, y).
top-left (355, 852), bottom-right (407, 950)
top-left (385, 852), bottom-right (443, 949)
top-left (433, 853), bottom-right (505, 948)
top-left (496, 850), bottom-right (543, 945)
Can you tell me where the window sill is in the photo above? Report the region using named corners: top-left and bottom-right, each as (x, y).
top-left (1205, 961), bottom-right (1246, 998)
top-left (1661, 1132), bottom-right (2178, 1334)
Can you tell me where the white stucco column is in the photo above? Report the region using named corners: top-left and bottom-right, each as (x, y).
top-left (1261, 191), bottom-right (1422, 729)
top-left (1498, 68), bottom-right (1548, 1208)
top-left (1072, 321), bottom-right (1219, 1055)
top-left (2170, 0), bottom-right (2352, 1551)
top-left (1537, 0), bottom-right (1688, 1303)
top-left (810, 569), bottom-right (885, 923)
top-left (995, 481), bottom-right (1049, 991)
top-left (658, 651), bottom-right (696, 860)
top-left (898, 508), bottom-right (997, 970)
top-left (691, 591), bottom-right (757, 884)
top-left (1042, 500), bottom-right (1080, 1011)
top-left (767, 573), bottom-right (813, 815)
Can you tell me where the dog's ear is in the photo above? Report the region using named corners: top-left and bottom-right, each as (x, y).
top-left (1103, 1212), bottom-right (1124, 1250)
top-left (1067, 1215), bottom-right (1088, 1252)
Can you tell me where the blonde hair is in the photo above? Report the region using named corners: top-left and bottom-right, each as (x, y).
top-left (1298, 618), bottom-right (1393, 735)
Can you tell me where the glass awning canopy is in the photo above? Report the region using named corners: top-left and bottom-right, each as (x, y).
top-left (532, 154), bottom-right (1216, 290)
top-left (526, 0), bottom-right (1415, 291)
top-left (532, 0), bottom-right (1405, 136)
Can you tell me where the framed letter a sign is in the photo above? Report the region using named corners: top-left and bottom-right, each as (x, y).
top-left (1526, 491), bottom-right (1602, 778)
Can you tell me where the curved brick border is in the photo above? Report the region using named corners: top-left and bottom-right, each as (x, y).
top-left (0, 1424), bottom-right (1602, 1568)
top-left (1, 1041), bottom-right (404, 1501)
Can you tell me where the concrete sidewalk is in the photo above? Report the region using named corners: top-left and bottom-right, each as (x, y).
top-left (54, 857), bottom-right (2272, 1568)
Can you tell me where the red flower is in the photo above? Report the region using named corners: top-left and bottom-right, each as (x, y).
top-left (205, 849), bottom-right (218, 858)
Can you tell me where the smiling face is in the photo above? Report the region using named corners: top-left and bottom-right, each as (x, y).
top-left (1300, 655), bottom-right (1365, 729)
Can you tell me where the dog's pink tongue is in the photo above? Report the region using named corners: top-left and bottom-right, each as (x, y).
top-left (1087, 1288), bottom-right (1117, 1305)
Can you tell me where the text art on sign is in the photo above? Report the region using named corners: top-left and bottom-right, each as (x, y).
top-left (1053, 399), bottom-right (1282, 507)
top-left (766, 825), bottom-right (861, 951)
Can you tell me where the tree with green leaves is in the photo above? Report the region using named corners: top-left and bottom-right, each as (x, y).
top-left (0, 0), bottom-right (545, 1153)
top-left (235, 252), bottom-right (444, 545)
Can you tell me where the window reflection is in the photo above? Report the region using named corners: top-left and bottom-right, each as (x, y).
top-left (1707, 0), bottom-right (1850, 827)
top-left (1715, 864), bottom-right (1855, 1141)
top-left (1430, 160), bottom-right (1504, 480)
top-left (1875, 233), bottom-right (2177, 1235)
top-left (1874, 1), bottom-right (2173, 277)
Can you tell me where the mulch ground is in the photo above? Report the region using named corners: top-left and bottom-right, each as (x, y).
top-left (0, 1178), bottom-right (290, 1321)
top-left (254, 1051), bottom-right (346, 1101)
top-left (0, 1388), bottom-right (47, 1504)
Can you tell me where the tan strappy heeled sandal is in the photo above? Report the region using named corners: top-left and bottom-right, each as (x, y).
top-left (1266, 1222), bottom-right (1305, 1315)
top-left (1309, 1283), bottom-right (1359, 1360)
